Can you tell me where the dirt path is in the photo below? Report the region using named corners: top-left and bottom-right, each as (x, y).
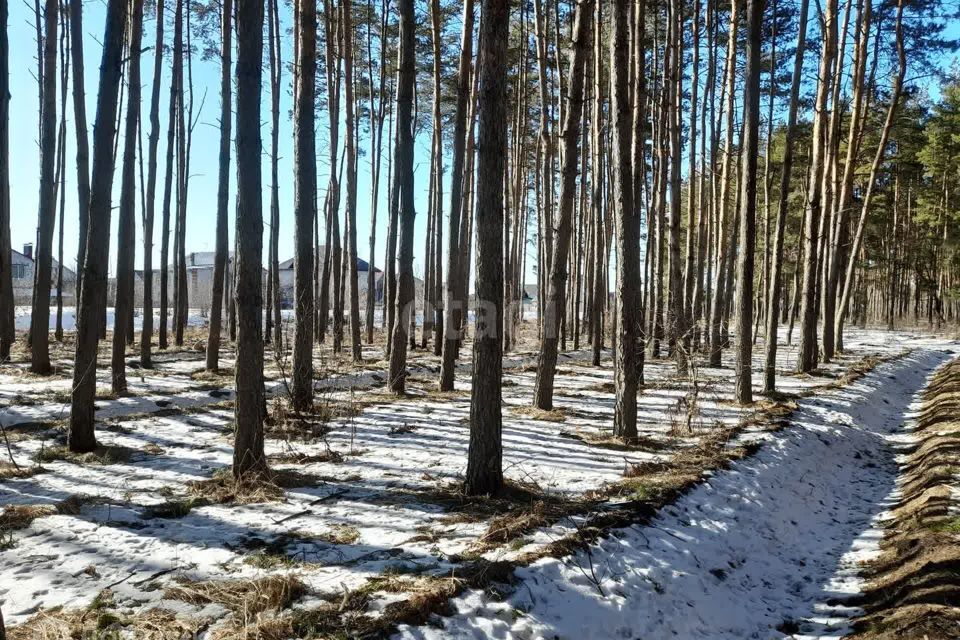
top-left (398, 344), bottom-right (960, 640)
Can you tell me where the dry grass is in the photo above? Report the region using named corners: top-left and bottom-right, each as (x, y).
top-left (33, 443), bottom-right (148, 466)
top-left (510, 405), bottom-right (566, 422)
top-left (186, 467), bottom-right (321, 505)
top-left (0, 461), bottom-right (44, 480)
top-left (317, 523), bottom-right (361, 545)
top-left (7, 589), bottom-right (204, 640)
top-left (164, 574), bottom-right (306, 616)
top-left (0, 495), bottom-right (86, 534)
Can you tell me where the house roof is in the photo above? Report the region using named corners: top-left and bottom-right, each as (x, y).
top-left (11, 248), bottom-right (77, 279)
top-left (279, 246), bottom-right (381, 273)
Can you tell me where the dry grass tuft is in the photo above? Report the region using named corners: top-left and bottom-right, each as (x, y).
top-left (510, 405), bottom-right (566, 422)
top-left (164, 574), bottom-right (306, 616)
top-left (8, 590), bottom-right (203, 640)
top-left (0, 461), bottom-right (44, 480)
top-left (187, 467), bottom-right (320, 505)
top-left (317, 523), bottom-right (361, 545)
top-left (33, 443), bottom-right (149, 466)
top-left (0, 494), bottom-right (88, 534)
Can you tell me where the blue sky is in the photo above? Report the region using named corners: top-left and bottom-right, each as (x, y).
top-left (6, 0), bottom-right (960, 288)
top-left (7, 0), bottom-right (448, 281)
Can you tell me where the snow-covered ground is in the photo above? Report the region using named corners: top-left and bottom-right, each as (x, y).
top-left (0, 327), bottom-right (953, 636)
top-left (397, 339), bottom-right (960, 640)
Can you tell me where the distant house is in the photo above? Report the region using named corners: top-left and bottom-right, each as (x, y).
top-left (11, 243), bottom-right (77, 305)
top-left (278, 246), bottom-right (383, 309)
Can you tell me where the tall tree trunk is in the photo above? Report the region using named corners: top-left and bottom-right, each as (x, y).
top-left (708, 0), bottom-right (738, 366)
top-left (292, 0), bottom-right (318, 409)
top-left (233, 0), bottom-right (266, 478)
top-left (365, 0), bottom-right (388, 344)
top-left (667, 0), bottom-right (686, 372)
top-left (611, 0), bottom-right (640, 440)
top-left (160, 0), bottom-right (183, 351)
top-left (343, 0), bottom-right (362, 361)
top-left (0, 0), bottom-right (11, 362)
top-left (207, 0), bottom-right (233, 371)
top-left (387, 0), bottom-right (416, 394)
top-left (54, 8), bottom-right (67, 343)
top-left (797, 0), bottom-right (837, 373)
top-left (69, 0), bottom-right (128, 452)
top-left (69, 0), bottom-right (90, 300)
top-left (465, 0), bottom-right (509, 497)
top-left (430, 0), bottom-right (444, 357)
top-left (439, 0), bottom-right (475, 391)
top-left (111, 0), bottom-right (144, 395)
top-left (734, 0), bottom-right (763, 404)
top-left (141, 0), bottom-right (164, 368)
top-left (533, 0), bottom-right (592, 410)
top-left (269, 0), bottom-right (282, 349)
top-left (763, 0), bottom-right (808, 393)
top-left (836, 0), bottom-right (905, 344)
top-left (29, 0), bottom-right (58, 375)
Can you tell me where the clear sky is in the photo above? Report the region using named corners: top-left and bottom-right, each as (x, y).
top-left (7, 0), bottom-right (449, 282)
top-left (6, 0), bottom-right (960, 289)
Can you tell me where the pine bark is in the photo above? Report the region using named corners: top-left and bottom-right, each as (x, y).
top-left (797, 0), bottom-right (837, 373)
top-left (439, 0), bottom-right (475, 391)
top-left (0, 0), bottom-right (11, 362)
top-left (69, 0), bottom-right (90, 300)
top-left (533, 0), bottom-right (592, 410)
top-left (763, 0), bottom-right (808, 393)
top-left (159, 0), bottom-right (183, 351)
top-left (465, 0), bottom-right (509, 497)
top-left (207, 0), bottom-right (233, 372)
top-left (69, 0), bottom-right (128, 452)
top-left (343, 0), bottom-right (362, 362)
top-left (111, 0), bottom-right (144, 395)
top-left (611, 0), bottom-right (640, 439)
top-left (734, 0), bottom-right (763, 404)
top-left (29, 0), bottom-right (58, 375)
top-left (292, 0), bottom-right (318, 409)
top-left (387, 0), bottom-right (416, 394)
top-left (233, 0), bottom-right (267, 478)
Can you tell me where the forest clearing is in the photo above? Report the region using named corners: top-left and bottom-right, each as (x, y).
top-left (2, 0), bottom-right (960, 636)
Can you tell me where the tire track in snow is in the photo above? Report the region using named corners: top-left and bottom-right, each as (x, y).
top-left (396, 343), bottom-right (960, 640)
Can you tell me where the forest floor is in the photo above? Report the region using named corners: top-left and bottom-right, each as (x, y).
top-left (0, 323), bottom-right (956, 638)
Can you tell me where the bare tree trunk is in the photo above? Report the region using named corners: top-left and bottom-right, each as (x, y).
top-left (365, 0), bottom-right (388, 344)
top-left (207, 0), bottom-right (233, 372)
top-left (141, 0), bottom-right (164, 368)
top-left (763, 0), bottom-right (808, 393)
top-left (797, 0), bottom-right (837, 373)
top-left (269, 0), bottom-right (282, 349)
top-left (290, 0), bottom-right (318, 409)
top-left (439, 0), bottom-right (475, 391)
top-left (0, 0), bottom-right (11, 362)
top-left (160, 0), bottom-right (183, 351)
top-left (29, 0), bottom-right (57, 375)
top-left (112, 0), bottom-right (144, 395)
top-left (430, 0), bottom-right (444, 357)
top-left (387, 0), bottom-right (416, 394)
top-left (667, 0), bottom-right (686, 372)
top-left (611, 0), bottom-right (640, 439)
top-left (233, 0), bottom-right (266, 478)
top-left (465, 0), bottom-right (509, 498)
top-left (708, 0), bottom-right (738, 367)
top-left (734, 0), bottom-right (763, 404)
top-left (69, 0), bottom-right (90, 301)
top-left (836, 0), bottom-right (905, 344)
top-left (533, 0), bottom-right (593, 410)
top-left (343, 0), bottom-right (362, 362)
top-left (69, 0), bottom-right (128, 452)
top-left (54, 10), bottom-right (67, 343)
